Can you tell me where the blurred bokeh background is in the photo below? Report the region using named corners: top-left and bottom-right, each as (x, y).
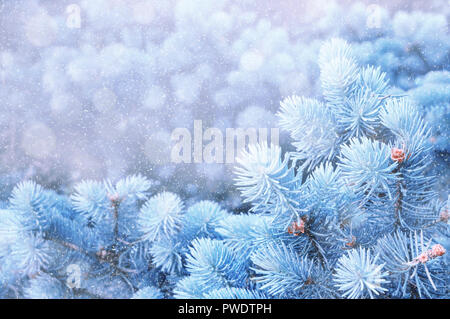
top-left (0, 0), bottom-right (448, 208)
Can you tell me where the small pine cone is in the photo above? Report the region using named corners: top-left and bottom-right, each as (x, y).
top-left (288, 220), bottom-right (305, 236)
top-left (416, 252), bottom-right (429, 264)
top-left (108, 193), bottom-right (122, 206)
top-left (391, 147), bottom-right (406, 163)
top-left (345, 235), bottom-right (356, 247)
top-left (430, 244), bottom-right (446, 258)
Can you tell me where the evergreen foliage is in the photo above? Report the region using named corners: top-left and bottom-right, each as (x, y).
top-left (1, 38), bottom-right (447, 299)
top-left (1, 0), bottom-right (448, 204)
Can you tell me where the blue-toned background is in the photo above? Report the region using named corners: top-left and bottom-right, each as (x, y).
top-left (0, 0), bottom-right (448, 208)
